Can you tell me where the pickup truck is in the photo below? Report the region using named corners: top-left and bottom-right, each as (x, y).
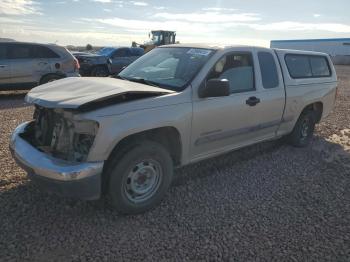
top-left (10, 44), bottom-right (337, 214)
top-left (73, 47), bottom-right (144, 77)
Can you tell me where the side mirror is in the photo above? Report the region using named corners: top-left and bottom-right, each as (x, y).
top-left (198, 79), bottom-right (230, 98)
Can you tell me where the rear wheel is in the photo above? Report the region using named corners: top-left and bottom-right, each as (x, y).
top-left (91, 66), bottom-right (109, 77)
top-left (288, 110), bottom-right (316, 147)
top-left (107, 141), bottom-right (173, 214)
top-left (40, 74), bottom-right (61, 85)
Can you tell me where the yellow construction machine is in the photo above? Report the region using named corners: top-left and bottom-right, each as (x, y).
top-left (132, 30), bottom-right (176, 53)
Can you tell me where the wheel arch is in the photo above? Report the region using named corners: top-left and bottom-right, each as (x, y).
top-left (300, 101), bottom-right (323, 123)
top-left (39, 73), bottom-right (65, 85)
top-left (102, 126), bottom-right (183, 194)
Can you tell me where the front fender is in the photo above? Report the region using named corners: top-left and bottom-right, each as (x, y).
top-left (87, 102), bottom-right (192, 165)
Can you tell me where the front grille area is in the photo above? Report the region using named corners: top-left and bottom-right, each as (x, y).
top-left (21, 105), bottom-right (94, 162)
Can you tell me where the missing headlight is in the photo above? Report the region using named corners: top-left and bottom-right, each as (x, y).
top-left (73, 133), bottom-right (95, 162)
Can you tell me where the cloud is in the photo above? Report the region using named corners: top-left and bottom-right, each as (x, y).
top-left (82, 17), bottom-right (218, 34)
top-left (153, 6), bottom-right (166, 10)
top-left (91, 0), bottom-right (113, 2)
top-left (154, 11), bottom-right (260, 23)
top-left (313, 14), bottom-right (321, 18)
top-left (0, 23), bottom-right (144, 46)
top-left (202, 7), bottom-right (237, 12)
top-left (0, 16), bottom-right (32, 24)
top-left (0, 0), bottom-right (41, 15)
top-left (250, 21), bottom-right (350, 33)
top-left (131, 1), bottom-right (148, 6)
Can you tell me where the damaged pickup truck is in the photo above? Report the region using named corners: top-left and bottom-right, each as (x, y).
top-left (10, 44), bottom-right (337, 214)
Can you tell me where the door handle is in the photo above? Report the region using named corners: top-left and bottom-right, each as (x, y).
top-left (0, 65), bottom-right (8, 68)
top-left (246, 96), bottom-right (261, 106)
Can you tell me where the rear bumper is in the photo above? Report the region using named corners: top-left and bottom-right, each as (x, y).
top-left (10, 122), bottom-right (104, 200)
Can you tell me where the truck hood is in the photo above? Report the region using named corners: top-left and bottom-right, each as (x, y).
top-left (25, 77), bottom-right (174, 110)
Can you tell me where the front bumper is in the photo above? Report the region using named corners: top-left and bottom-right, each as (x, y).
top-left (10, 122), bottom-right (104, 200)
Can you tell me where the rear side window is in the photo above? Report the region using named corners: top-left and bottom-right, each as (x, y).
top-left (0, 44), bottom-right (7, 59)
top-left (310, 56), bottom-right (331, 77)
top-left (8, 44), bottom-right (32, 59)
top-left (112, 48), bottom-right (129, 58)
top-left (285, 55), bottom-right (312, 78)
top-left (285, 54), bottom-right (331, 78)
top-left (130, 48), bottom-right (144, 56)
top-left (258, 52), bottom-right (279, 89)
top-left (32, 46), bottom-right (60, 58)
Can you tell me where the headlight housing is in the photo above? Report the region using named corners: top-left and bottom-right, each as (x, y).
top-left (32, 107), bottom-right (98, 162)
top-left (71, 120), bottom-right (99, 162)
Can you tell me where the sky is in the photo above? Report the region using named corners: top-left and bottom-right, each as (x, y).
top-left (1, 0), bottom-right (350, 47)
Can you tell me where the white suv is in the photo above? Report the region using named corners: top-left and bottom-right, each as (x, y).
top-left (0, 41), bottom-right (80, 90)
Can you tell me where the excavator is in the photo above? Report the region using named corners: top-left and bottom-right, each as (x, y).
top-left (132, 30), bottom-right (176, 53)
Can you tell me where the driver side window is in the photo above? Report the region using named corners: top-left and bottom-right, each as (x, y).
top-left (207, 53), bottom-right (255, 94)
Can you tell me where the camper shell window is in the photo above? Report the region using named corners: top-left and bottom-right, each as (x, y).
top-left (285, 54), bottom-right (331, 79)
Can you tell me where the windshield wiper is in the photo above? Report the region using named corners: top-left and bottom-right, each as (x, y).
top-left (127, 77), bottom-right (160, 87)
top-left (114, 75), bottom-right (128, 80)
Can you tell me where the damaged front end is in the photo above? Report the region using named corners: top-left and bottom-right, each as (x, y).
top-left (23, 105), bottom-right (98, 162)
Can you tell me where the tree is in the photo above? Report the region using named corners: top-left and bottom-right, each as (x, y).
top-left (86, 44), bottom-right (93, 51)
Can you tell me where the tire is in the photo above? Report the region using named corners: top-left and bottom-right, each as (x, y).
top-left (107, 141), bottom-right (173, 214)
top-left (91, 66), bottom-right (109, 77)
top-left (288, 110), bottom-right (316, 147)
top-left (40, 74), bottom-right (61, 85)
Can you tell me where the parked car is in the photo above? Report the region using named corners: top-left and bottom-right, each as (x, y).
top-left (10, 44), bottom-right (337, 214)
top-left (73, 47), bottom-right (144, 77)
top-left (0, 42), bottom-right (80, 90)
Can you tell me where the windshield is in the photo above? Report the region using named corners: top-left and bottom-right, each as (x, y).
top-left (150, 32), bottom-right (161, 45)
top-left (119, 47), bottom-right (215, 91)
top-left (97, 47), bottom-right (116, 56)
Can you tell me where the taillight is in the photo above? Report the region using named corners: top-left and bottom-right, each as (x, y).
top-left (74, 58), bottom-right (80, 71)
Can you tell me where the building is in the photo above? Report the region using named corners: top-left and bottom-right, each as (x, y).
top-left (271, 38), bottom-right (350, 65)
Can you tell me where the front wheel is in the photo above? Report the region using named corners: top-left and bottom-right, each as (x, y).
top-left (288, 110), bottom-right (316, 147)
top-left (107, 141), bottom-right (173, 214)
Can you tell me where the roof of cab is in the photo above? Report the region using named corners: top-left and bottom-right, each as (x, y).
top-left (160, 43), bottom-right (271, 51)
top-left (159, 44), bottom-right (330, 56)
top-left (160, 43), bottom-right (223, 50)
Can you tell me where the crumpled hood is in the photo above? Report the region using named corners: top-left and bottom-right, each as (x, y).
top-left (26, 77), bottom-right (174, 109)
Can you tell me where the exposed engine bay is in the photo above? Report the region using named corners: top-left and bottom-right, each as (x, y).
top-left (22, 105), bottom-right (98, 162)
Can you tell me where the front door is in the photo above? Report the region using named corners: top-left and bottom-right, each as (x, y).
top-left (190, 49), bottom-right (284, 161)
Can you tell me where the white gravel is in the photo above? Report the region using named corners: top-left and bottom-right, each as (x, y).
top-left (0, 67), bottom-right (349, 261)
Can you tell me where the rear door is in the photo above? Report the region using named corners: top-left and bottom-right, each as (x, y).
top-left (0, 43), bottom-right (11, 86)
top-left (250, 48), bottom-right (285, 141)
top-left (31, 45), bottom-right (59, 77)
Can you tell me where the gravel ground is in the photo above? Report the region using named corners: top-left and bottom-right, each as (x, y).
top-left (0, 67), bottom-right (349, 261)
